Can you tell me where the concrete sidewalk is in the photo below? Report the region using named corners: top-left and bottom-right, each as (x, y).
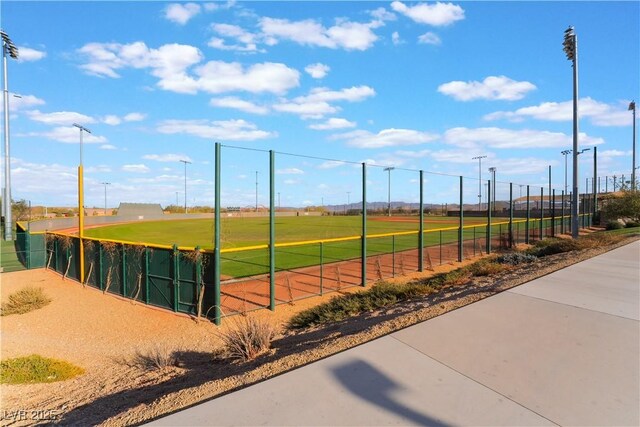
top-left (150, 241), bottom-right (640, 426)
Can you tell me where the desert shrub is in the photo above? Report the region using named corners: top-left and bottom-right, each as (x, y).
top-left (1, 287), bottom-right (51, 316)
top-left (625, 221), bottom-right (640, 228)
top-left (219, 317), bottom-right (277, 362)
top-left (606, 220), bottom-right (623, 230)
top-left (600, 190), bottom-right (640, 223)
top-left (526, 238), bottom-right (581, 257)
top-left (131, 344), bottom-right (176, 370)
top-left (468, 258), bottom-right (507, 276)
top-left (0, 355), bottom-right (84, 384)
top-left (497, 252), bottom-right (538, 265)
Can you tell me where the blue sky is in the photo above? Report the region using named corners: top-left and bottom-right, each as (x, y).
top-left (2, 1), bottom-right (639, 209)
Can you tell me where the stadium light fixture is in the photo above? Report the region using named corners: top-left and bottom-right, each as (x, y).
top-left (383, 167), bottom-right (395, 217)
top-left (179, 159), bottom-right (191, 213)
top-left (630, 101), bottom-right (636, 190)
top-left (2, 29), bottom-right (18, 241)
top-left (563, 25), bottom-right (580, 238)
top-left (472, 155), bottom-right (487, 211)
top-left (72, 123), bottom-right (91, 166)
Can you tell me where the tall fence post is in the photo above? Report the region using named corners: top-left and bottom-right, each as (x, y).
top-left (458, 176), bottom-right (463, 262)
top-left (361, 162), bottom-right (367, 286)
top-left (319, 242), bottom-right (323, 296)
top-left (269, 150), bottom-right (276, 310)
top-left (509, 183), bottom-right (514, 248)
top-left (561, 191), bottom-right (566, 234)
top-left (418, 170), bottom-right (424, 271)
top-left (122, 243), bottom-right (127, 297)
top-left (213, 142), bottom-right (222, 325)
top-left (552, 189), bottom-right (556, 237)
top-left (525, 185), bottom-right (530, 244)
top-left (486, 179), bottom-right (491, 254)
top-left (540, 187), bottom-right (544, 240)
top-left (172, 244), bottom-right (179, 312)
top-left (144, 246), bottom-right (150, 304)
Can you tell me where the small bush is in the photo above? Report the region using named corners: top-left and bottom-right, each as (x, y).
top-left (1, 287), bottom-right (51, 316)
top-left (625, 221), bottom-right (640, 228)
top-left (219, 316), bottom-right (277, 362)
top-left (606, 220), bottom-right (623, 230)
top-left (497, 252), bottom-right (538, 266)
top-left (0, 355), bottom-right (84, 384)
top-left (468, 259), bottom-right (507, 276)
top-left (526, 238), bottom-right (581, 257)
top-left (132, 345), bottom-right (176, 370)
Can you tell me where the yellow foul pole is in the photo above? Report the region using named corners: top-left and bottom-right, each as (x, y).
top-left (78, 164), bottom-right (84, 283)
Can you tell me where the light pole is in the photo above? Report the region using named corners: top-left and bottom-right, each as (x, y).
top-left (2, 30), bottom-right (18, 241)
top-left (472, 155), bottom-right (487, 211)
top-left (179, 159), bottom-right (191, 213)
top-left (101, 182), bottom-right (110, 215)
top-left (577, 147), bottom-right (590, 217)
top-left (630, 101), bottom-right (636, 190)
top-left (383, 167), bottom-right (394, 216)
top-left (488, 167), bottom-right (496, 212)
top-left (563, 25), bottom-right (580, 238)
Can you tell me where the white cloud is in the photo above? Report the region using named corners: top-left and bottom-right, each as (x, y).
top-left (391, 31), bottom-right (403, 45)
top-left (165, 3), bottom-right (201, 25)
top-left (276, 168), bottom-right (304, 175)
top-left (122, 164), bottom-right (150, 173)
top-left (209, 96), bottom-right (269, 114)
top-left (23, 126), bottom-right (107, 144)
top-left (438, 76), bottom-right (537, 101)
top-left (370, 7), bottom-right (397, 22)
top-left (418, 32), bottom-right (441, 45)
top-left (333, 128), bottom-right (439, 148)
top-left (156, 119), bottom-right (275, 141)
top-left (484, 97), bottom-right (633, 127)
top-left (78, 42), bottom-right (300, 95)
top-left (305, 63), bottom-right (330, 79)
top-left (318, 160), bottom-right (347, 169)
top-left (100, 144), bottom-right (117, 150)
top-left (124, 112), bottom-right (146, 122)
top-left (259, 17), bottom-right (379, 51)
top-left (102, 115), bottom-right (121, 126)
top-left (16, 46), bottom-right (46, 62)
top-left (25, 110), bottom-right (95, 126)
top-left (309, 117), bottom-right (357, 130)
top-left (391, 1), bottom-right (465, 26)
top-left (0, 94), bottom-right (45, 113)
top-left (209, 23), bottom-right (261, 52)
top-left (443, 127), bottom-right (604, 149)
top-left (143, 154), bottom-right (192, 163)
top-left (274, 85), bottom-right (375, 119)
top-left (195, 61), bottom-right (300, 95)
top-left (12, 158), bottom-right (77, 199)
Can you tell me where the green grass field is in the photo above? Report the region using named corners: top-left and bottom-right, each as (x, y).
top-left (83, 215), bottom-right (489, 249)
top-left (80, 215), bottom-right (502, 278)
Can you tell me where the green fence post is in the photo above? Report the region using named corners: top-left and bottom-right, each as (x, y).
top-left (98, 243), bottom-right (103, 290)
top-left (269, 150), bottom-right (276, 310)
top-left (561, 191), bottom-right (565, 234)
top-left (195, 245), bottom-right (202, 312)
top-left (392, 235), bottom-right (396, 277)
top-left (540, 187), bottom-right (544, 240)
top-left (319, 242), bottom-right (323, 296)
top-left (144, 247), bottom-right (150, 304)
top-left (552, 189), bottom-right (556, 237)
top-left (213, 142), bottom-right (222, 325)
top-left (172, 244), bottom-right (179, 312)
top-left (486, 179), bottom-right (491, 254)
top-left (418, 170), bottom-right (424, 271)
top-left (525, 185), bottom-right (530, 244)
top-left (26, 230), bottom-right (31, 269)
top-left (439, 230), bottom-right (442, 265)
top-left (458, 176), bottom-right (463, 262)
top-left (509, 183), bottom-right (514, 248)
top-left (473, 227), bottom-right (476, 256)
top-left (122, 243), bottom-right (127, 296)
top-left (361, 162), bottom-right (367, 286)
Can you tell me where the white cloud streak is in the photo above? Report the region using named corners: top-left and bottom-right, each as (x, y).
top-left (165, 3), bottom-right (201, 25)
top-left (391, 1), bottom-right (465, 26)
top-left (438, 76), bottom-right (537, 101)
top-left (156, 119), bottom-right (275, 141)
top-left (333, 128), bottom-right (439, 148)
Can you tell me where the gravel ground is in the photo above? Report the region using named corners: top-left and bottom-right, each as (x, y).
top-left (1, 234), bottom-right (637, 426)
